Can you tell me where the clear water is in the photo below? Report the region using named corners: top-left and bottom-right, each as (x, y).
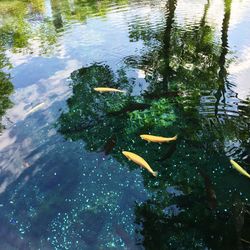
top-left (1, 0), bottom-right (250, 249)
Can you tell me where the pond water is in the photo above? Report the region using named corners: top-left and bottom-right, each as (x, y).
top-left (1, 0), bottom-right (250, 249)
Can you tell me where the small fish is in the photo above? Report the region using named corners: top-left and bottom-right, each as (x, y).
top-left (122, 151), bottom-right (157, 177)
top-left (140, 134), bottom-right (177, 143)
top-left (103, 135), bottom-right (116, 155)
top-left (143, 91), bottom-right (180, 99)
top-left (199, 169), bottom-right (217, 210)
top-left (232, 199), bottom-right (245, 247)
top-left (158, 142), bottom-right (177, 161)
top-left (26, 102), bottom-right (45, 115)
top-left (108, 102), bottom-right (150, 116)
top-left (230, 159), bottom-right (250, 179)
top-left (241, 238), bottom-right (250, 245)
top-left (94, 87), bottom-right (126, 93)
top-left (114, 224), bottom-right (134, 250)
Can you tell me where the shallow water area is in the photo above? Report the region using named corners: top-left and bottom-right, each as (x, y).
top-left (1, 0), bottom-right (250, 249)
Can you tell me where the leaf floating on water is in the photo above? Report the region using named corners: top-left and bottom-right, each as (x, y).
top-left (94, 87), bottom-right (126, 93)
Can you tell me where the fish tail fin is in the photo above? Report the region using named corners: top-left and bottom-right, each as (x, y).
top-left (152, 171), bottom-right (158, 177)
top-left (173, 135), bottom-right (178, 140)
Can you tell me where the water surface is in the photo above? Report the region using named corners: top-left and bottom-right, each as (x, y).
top-left (1, 0), bottom-right (250, 249)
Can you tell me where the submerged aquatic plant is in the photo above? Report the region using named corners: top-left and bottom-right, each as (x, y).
top-left (127, 98), bottom-right (176, 133)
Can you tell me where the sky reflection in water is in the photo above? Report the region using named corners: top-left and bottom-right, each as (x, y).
top-left (0, 0), bottom-right (250, 249)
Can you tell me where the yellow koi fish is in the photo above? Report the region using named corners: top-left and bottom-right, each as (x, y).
top-left (94, 87), bottom-right (126, 93)
top-left (26, 102), bottom-right (45, 115)
top-left (140, 134), bottom-right (177, 143)
top-left (230, 159), bottom-right (250, 179)
top-left (122, 151), bottom-right (158, 177)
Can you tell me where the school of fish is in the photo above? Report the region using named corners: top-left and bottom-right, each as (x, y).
top-left (93, 86), bottom-right (179, 176)
top-left (94, 86), bottom-right (249, 181)
top-left (121, 135), bottom-right (177, 176)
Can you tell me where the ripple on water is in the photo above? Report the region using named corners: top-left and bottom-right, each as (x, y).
top-left (1, 0), bottom-right (250, 248)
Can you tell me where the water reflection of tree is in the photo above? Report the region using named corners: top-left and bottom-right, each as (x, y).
top-left (0, 0), bottom-right (58, 54)
top-left (0, 0), bottom-right (132, 133)
top-left (50, 0), bottom-right (128, 28)
top-left (0, 2), bottom-right (30, 132)
top-left (127, 0), bottom-right (250, 249)
top-left (0, 0), bottom-right (59, 132)
top-left (215, 0), bottom-right (232, 115)
top-left (57, 63), bottom-right (177, 187)
top-left (0, 35), bottom-right (13, 133)
top-left (55, 0), bottom-right (250, 248)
